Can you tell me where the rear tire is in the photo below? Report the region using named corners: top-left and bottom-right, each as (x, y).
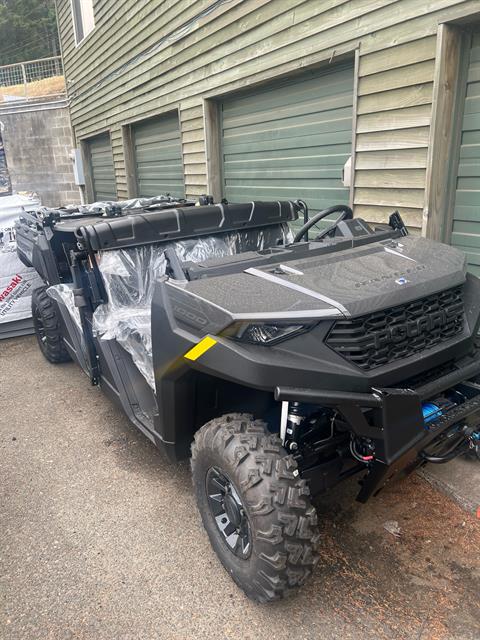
top-left (191, 413), bottom-right (320, 603)
top-left (32, 287), bottom-right (71, 364)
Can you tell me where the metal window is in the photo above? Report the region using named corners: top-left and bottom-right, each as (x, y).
top-left (71, 0), bottom-right (95, 45)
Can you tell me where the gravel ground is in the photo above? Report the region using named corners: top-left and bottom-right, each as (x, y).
top-left (1, 336), bottom-right (479, 640)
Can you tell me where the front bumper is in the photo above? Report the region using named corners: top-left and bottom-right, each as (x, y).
top-left (275, 353), bottom-right (480, 501)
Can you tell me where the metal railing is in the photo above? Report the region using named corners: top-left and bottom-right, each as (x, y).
top-left (0, 56), bottom-right (66, 102)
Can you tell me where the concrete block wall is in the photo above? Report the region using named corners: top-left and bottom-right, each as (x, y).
top-left (0, 99), bottom-right (80, 207)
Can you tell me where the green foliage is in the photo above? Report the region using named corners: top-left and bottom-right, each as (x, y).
top-left (0, 0), bottom-right (59, 65)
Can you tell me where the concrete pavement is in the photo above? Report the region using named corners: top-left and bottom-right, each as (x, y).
top-left (421, 456), bottom-right (480, 515)
top-left (1, 336), bottom-right (479, 640)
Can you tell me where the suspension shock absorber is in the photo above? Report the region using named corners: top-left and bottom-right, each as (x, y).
top-left (285, 402), bottom-right (305, 451)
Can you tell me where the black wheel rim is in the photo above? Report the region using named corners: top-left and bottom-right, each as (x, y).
top-left (206, 467), bottom-right (252, 559)
top-left (34, 309), bottom-right (47, 351)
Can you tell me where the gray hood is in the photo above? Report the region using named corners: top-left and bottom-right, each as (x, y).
top-left (173, 236), bottom-right (467, 321)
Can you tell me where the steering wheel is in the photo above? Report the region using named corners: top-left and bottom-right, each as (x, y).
top-left (293, 204), bottom-right (353, 243)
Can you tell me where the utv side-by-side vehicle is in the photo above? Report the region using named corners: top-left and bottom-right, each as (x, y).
top-left (16, 194), bottom-right (480, 603)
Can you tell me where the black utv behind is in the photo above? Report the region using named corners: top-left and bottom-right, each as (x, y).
top-left (16, 195), bottom-right (480, 603)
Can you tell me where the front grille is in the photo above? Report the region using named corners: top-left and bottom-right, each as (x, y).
top-left (325, 287), bottom-right (465, 370)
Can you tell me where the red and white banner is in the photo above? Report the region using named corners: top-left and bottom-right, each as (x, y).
top-left (0, 194), bottom-right (43, 324)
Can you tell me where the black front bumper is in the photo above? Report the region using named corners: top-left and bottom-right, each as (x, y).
top-left (275, 354), bottom-right (480, 501)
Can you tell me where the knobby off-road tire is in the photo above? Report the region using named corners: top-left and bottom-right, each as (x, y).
top-left (32, 287), bottom-right (71, 364)
top-left (191, 413), bottom-right (320, 603)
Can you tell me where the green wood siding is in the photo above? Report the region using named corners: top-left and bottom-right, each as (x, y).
top-left (220, 64), bottom-right (353, 214)
top-left (56, 0), bottom-right (480, 228)
top-left (87, 133), bottom-right (116, 201)
top-left (451, 32), bottom-right (480, 276)
top-left (132, 113), bottom-right (184, 198)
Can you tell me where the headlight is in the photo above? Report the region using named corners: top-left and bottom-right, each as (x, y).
top-left (224, 321), bottom-right (315, 345)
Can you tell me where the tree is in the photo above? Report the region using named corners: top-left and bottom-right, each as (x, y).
top-left (0, 0), bottom-right (59, 66)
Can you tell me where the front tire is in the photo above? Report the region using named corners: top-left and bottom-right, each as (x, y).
top-left (32, 287), bottom-right (71, 364)
top-left (191, 414), bottom-right (319, 603)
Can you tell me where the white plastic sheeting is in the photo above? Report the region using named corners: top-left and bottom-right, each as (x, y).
top-left (0, 193), bottom-right (42, 332)
top-left (46, 283), bottom-right (87, 360)
top-left (47, 283), bottom-right (82, 333)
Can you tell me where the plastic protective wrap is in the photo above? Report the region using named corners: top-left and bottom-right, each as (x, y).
top-left (46, 283), bottom-right (87, 357)
top-left (93, 224), bottom-right (292, 389)
top-left (79, 195), bottom-right (194, 213)
top-left (46, 284), bottom-right (82, 332)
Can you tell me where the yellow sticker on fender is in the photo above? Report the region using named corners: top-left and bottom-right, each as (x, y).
top-left (184, 336), bottom-right (217, 361)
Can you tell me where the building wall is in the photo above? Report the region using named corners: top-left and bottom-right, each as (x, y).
top-left (0, 131), bottom-right (10, 194)
top-left (0, 100), bottom-right (79, 206)
top-left (56, 0), bottom-right (480, 230)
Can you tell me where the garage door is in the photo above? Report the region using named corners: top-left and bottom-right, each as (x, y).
top-left (451, 32), bottom-right (480, 277)
top-left (132, 113), bottom-right (184, 198)
top-left (220, 64), bottom-right (354, 216)
top-left (87, 133), bottom-right (116, 202)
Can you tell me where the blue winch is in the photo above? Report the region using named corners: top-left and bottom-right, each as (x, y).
top-left (422, 402), bottom-right (443, 426)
